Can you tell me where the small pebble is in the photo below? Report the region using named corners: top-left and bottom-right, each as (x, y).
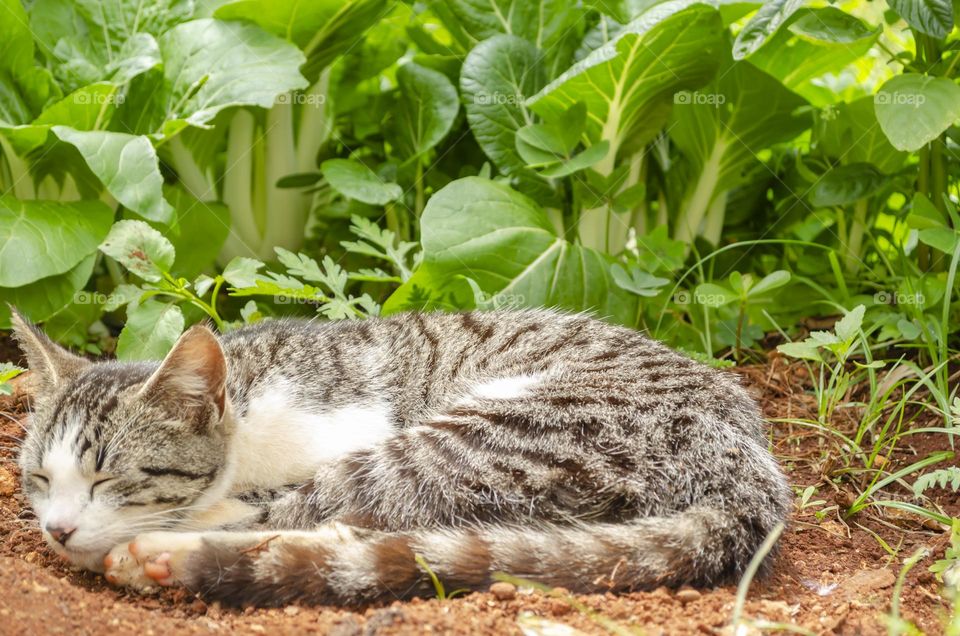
top-left (489, 582), bottom-right (517, 601)
top-left (0, 465), bottom-right (16, 496)
top-left (675, 587), bottom-right (701, 603)
top-left (547, 599), bottom-right (571, 615)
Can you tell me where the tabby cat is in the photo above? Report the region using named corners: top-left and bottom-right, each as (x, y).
top-left (13, 308), bottom-right (789, 606)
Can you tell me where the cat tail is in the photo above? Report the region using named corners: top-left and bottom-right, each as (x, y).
top-left (184, 506), bottom-right (781, 606)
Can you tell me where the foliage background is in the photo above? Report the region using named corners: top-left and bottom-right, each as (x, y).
top-left (0, 0), bottom-right (958, 373)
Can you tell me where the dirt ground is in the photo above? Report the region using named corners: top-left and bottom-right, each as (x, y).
top-left (0, 338), bottom-right (956, 635)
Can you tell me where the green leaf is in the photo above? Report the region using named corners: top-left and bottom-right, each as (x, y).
top-left (611, 264), bottom-right (669, 297)
top-left (732, 0), bottom-right (803, 59)
top-left (748, 8), bottom-right (879, 106)
top-left (788, 7), bottom-right (877, 43)
top-left (222, 257), bottom-right (264, 288)
top-left (0, 82), bottom-right (123, 156)
top-left (155, 185), bottom-right (230, 279)
top-left (747, 270), bottom-right (791, 297)
top-left (214, 0), bottom-right (385, 81)
top-left (0, 362), bottom-right (24, 384)
top-left (634, 225), bottom-right (685, 273)
top-left (239, 299), bottom-right (262, 324)
top-left (906, 193), bottom-right (947, 230)
top-left (461, 35), bottom-right (545, 174)
top-left (834, 304), bottom-right (865, 342)
top-left (809, 163), bottom-right (885, 207)
top-left (515, 103), bottom-right (588, 164)
top-left (28, 0), bottom-right (189, 92)
top-left (814, 97), bottom-right (907, 173)
top-left (540, 141), bottom-right (610, 178)
top-left (0, 0), bottom-right (58, 121)
top-left (0, 195), bottom-right (114, 287)
top-left (275, 172), bottom-right (322, 189)
top-left (321, 158), bottom-right (403, 205)
top-left (528, 2), bottom-right (725, 154)
top-left (103, 283), bottom-right (142, 311)
top-left (341, 215), bottom-right (417, 282)
top-left (887, 0), bottom-right (953, 38)
top-left (612, 182), bottom-right (646, 213)
top-left (875, 74), bottom-right (960, 152)
top-left (913, 467), bottom-right (960, 497)
top-left (896, 318), bottom-right (922, 340)
top-left (107, 33), bottom-right (163, 84)
top-left (116, 299), bottom-right (184, 361)
top-left (52, 127), bottom-right (175, 223)
top-left (0, 254), bottom-right (97, 327)
top-left (155, 19), bottom-right (308, 135)
top-left (918, 228), bottom-right (959, 253)
top-left (387, 62), bottom-right (459, 161)
top-left (383, 177), bottom-right (638, 325)
top-left (777, 341), bottom-right (821, 361)
top-left (99, 219), bottom-right (176, 283)
top-left (437, 0), bottom-right (581, 53)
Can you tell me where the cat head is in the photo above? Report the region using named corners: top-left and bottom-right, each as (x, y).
top-left (12, 310), bottom-right (233, 572)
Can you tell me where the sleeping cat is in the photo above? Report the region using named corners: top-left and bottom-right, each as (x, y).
top-left (12, 308), bottom-right (789, 606)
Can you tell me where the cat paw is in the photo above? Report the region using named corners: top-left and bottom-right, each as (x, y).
top-left (103, 532), bottom-right (204, 591)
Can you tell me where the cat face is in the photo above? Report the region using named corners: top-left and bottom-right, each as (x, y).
top-left (12, 312), bottom-right (231, 571)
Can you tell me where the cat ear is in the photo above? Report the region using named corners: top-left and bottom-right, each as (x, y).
top-left (9, 306), bottom-right (91, 392)
top-left (138, 324), bottom-right (228, 420)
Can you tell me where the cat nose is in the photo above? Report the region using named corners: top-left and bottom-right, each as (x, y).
top-left (46, 525), bottom-right (77, 546)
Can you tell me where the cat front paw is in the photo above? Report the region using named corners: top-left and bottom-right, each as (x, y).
top-left (103, 532), bottom-right (204, 591)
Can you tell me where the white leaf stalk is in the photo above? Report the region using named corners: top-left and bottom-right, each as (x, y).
top-left (673, 138), bottom-right (726, 247)
top-left (165, 71), bottom-right (333, 263)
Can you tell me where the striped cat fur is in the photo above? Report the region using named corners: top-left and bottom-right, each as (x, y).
top-left (12, 308), bottom-right (789, 606)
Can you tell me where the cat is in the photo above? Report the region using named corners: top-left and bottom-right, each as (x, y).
top-left (12, 307), bottom-right (789, 606)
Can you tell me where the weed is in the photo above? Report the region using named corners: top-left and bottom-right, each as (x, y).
top-left (0, 363), bottom-right (24, 396)
top-left (413, 554), bottom-right (468, 602)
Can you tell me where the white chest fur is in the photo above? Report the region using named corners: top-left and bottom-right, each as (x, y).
top-left (229, 380), bottom-right (395, 489)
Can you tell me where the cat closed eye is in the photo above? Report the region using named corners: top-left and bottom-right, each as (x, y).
top-left (29, 473), bottom-right (49, 488)
top-left (90, 477), bottom-right (116, 496)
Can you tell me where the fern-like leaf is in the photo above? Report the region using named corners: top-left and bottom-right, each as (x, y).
top-left (913, 467), bottom-right (960, 498)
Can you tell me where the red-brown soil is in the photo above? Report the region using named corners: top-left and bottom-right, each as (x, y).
top-left (0, 339), bottom-right (956, 635)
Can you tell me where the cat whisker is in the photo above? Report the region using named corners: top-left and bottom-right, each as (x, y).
top-left (0, 433), bottom-right (24, 445)
top-left (0, 411), bottom-right (29, 433)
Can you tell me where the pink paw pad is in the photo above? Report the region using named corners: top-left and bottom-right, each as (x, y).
top-left (143, 553), bottom-right (174, 584)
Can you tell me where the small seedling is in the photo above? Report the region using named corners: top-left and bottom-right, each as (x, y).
top-left (0, 363), bottom-right (24, 396)
top-left (930, 519), bottom-right (960, 588)
top-left (414, 554), bottom-right (468, 601)
top-left (695, 269), bottom-right (791, 359)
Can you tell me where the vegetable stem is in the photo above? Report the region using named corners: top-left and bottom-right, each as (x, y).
top-left (845, 199), bottom-right (868, 273)
top-left (220, 109), bottom-right (261, 262)
top-left (261, 97), bottom-right (309, 258)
